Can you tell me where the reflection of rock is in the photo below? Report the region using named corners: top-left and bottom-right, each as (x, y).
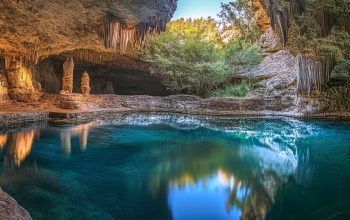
top-left (60, 122), bottom-right (95, 154)
top-left (0, 134), bottom-right (7, 149)
top-left (3, 128), bottom-right (36, 167)
top-left (0, 187), bottom-right (32, 220)
top-left (81, 71), bottom-right (90, 97)
top-left (60, 131), bottom-right (72, 155)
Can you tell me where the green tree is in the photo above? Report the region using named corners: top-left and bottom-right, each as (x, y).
top-left (141, 18), bottom-right (263, 97)
top-left (141, 19), bottom-right (229, 97)
top-left (218, 0), bottom-right (261, 43)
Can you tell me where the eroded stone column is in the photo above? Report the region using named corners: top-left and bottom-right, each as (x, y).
top-left (81, 71), bottom-right (90, 96)
top-left (61, 57), bottom-right (74, 93)
top-left (6, 58), bottom-right (39, 102)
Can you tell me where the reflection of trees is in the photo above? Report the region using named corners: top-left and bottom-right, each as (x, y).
top-left (59, 122), bottom-right (95, 155)
top-left (1, 128), bottom-right (37, 168)
top-left (150, 140), bottom-right (293, 220)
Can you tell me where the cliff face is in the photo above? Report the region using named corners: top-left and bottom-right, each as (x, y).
top-left (0, 0), bottom-right (177, 62)
top-left (252, 0), bottom-right (350, 94)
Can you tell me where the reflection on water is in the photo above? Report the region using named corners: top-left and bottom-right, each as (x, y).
top-left (1, 128), bottom-right (36, 168)
top-left (0, 133), bottom-right (7, 149)
top-left (0, 122), bottom-right (97, 167)
top-left (0, 114), bottom-right (348, 220)
top-left (60, 122), bottom-right (96, 154)
top-left (150, 137), bottom-right (291, 220)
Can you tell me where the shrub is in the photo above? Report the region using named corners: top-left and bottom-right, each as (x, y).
top-left (140, 18), bottom-right (262, 98)
top-left (141, 21), bottom-right (230, 98)
top-left (224, 42), bottom-right (263, 71)
top-left (214, 82), bottom-right (253, 97)
top-left (332, 59), bottom-right (350, 82)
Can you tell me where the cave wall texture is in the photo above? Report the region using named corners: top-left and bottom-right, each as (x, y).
top-left (253, 0), bottom-right (350, 95)
top-left (0, 0), bottom-right (177, 102)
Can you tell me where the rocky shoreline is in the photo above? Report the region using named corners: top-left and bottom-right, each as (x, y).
top-left (0, 188), bottom-right (32, 220)
top-left (1, 94), bottom-right (350, 127)
top-left (0, 93), bottom-right (350, 219)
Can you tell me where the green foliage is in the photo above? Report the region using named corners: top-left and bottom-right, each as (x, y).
top-left (166, 18), bottom-right (219, 43)
top-left (224, 42), bottom-right (263, 71)
top-left (287, 0), bottom-right (350, 58)
top-left (141, 18), bottom-right (263, 98)
top-left (218, 0), bottom-right (261, 43)
top-left (142, 21), bottom-right (229, 97)
top-left (214, 82), bottom-right (253, 98)
top-left (332, 60), bottom-right (350, 82)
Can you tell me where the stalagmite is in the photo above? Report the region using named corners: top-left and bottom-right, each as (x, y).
top-left (61, 57), bottom-right (74, 93)
top-left (103, 81), bottom-right (115, 94)
top-left (81, 71), bottom-right (91, 96)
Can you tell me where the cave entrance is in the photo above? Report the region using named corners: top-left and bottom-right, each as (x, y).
top-left (33, 57), bottom-right (170, 96)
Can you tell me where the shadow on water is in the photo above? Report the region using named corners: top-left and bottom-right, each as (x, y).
top-left (0, 114), bottom-right (348, 220)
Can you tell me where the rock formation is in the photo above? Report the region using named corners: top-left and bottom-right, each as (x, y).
top-left (5, 58), bottom-right (40, 102)
top-left (61, 57), bottom-right (74, 93)
top-left (0, 74), bottom-right (9, 101)
top-left (81, 71), bottom-right (90, 96)
top-left (251, 0), bottom-right (349, 95)
top-left (0, 188), bottom-right (32, 220)
top-left (0, 0), bottom-right (177, 66)
top-left (103, 82), bottom-right (115, 94)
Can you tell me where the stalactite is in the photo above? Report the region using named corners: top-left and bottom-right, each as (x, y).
top-left (4, 56), bottom-right (12, 70)
top-left (120, 28), bottom-right (136, 54)
top-left (345, 16), bottom-right (350, 35)
top-left (262, 0), bottom-right (302, 45)
top-left (297, 54), bottom-right (334, 95)
top-left (98, 14), bottom-right (166, 54)
top-left (315, 9), bottom-right (334, 37)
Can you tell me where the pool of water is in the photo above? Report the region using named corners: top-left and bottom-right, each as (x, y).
top-left (0, 114), bottom-right (349, 220)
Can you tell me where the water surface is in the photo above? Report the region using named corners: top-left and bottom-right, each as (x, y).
top-left (0, 114), bottom-right (349, 220)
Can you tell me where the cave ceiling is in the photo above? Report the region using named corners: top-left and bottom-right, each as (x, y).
top-left (0, 0), bottom-right (177, 65)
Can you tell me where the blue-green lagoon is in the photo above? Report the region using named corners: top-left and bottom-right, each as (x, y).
top-left (0, 114), bottom-right (349, 220)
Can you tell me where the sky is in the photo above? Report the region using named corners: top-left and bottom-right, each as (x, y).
top-left (172, 0), bottom-right (231, 20)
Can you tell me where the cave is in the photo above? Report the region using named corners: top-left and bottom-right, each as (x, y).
top-left (31, 57), bottom-right (169, 96)
top-left (0, 0), bottom-right (350, 220)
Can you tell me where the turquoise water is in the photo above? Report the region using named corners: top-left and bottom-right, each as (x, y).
top-left (0, 114), bottom-right (349, 220)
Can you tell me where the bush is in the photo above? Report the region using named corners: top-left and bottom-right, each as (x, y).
top-left (224, 42), bottom-right (263, 71)
top-left (214, 82), bottom-right (253, 97)
top-left (332, 59), bottom-right (350, 82)
top-left (141, 19), bottom-right (262, 98)
top-left (142, 22), bottom-right (230, 98)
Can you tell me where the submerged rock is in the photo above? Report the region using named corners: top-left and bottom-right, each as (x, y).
top-left (0, 188), bottom-right (32, 220)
